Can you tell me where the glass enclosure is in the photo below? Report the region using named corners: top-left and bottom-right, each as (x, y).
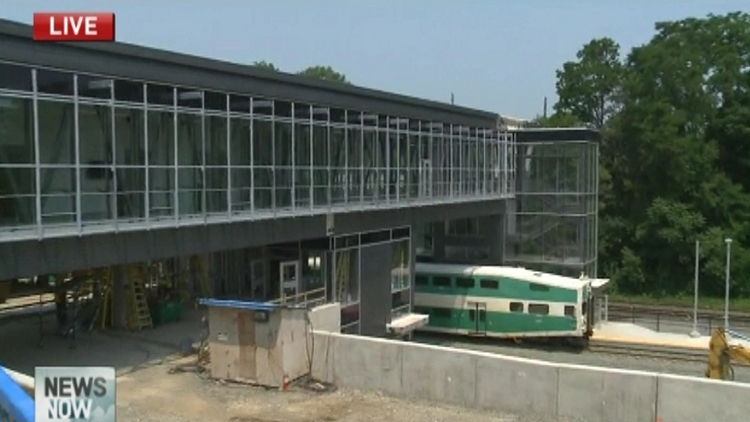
top-left (505, 133), bottom-right (599, 278)
top-left (0, 61), bottom-right (514, 241)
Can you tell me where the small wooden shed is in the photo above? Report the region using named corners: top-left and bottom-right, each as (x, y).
top-left (199, 299), bottom-right (310, 388)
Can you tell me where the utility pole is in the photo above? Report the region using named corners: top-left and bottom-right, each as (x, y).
top-left (690, 240), bottom-right (700, 337)
top-left (543, 97), bottom-right (548, 119)
top-left (725, 238), bottom-right (732, 329)
top-left (451, 93), bottom-right (454, 105)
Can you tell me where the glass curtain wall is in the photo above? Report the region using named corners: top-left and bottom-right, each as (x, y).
top-left (331, 227), bottom-right (411, 335)
top-left (506, 139), bottom-right (598, 278)
top-left (0, 61), bottom-right (512, 239)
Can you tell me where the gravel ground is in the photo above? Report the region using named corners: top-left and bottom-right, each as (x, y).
top-left (116, 358), bottom-right (582, 422)
top-left (413, 333), bottom-right (750, 383)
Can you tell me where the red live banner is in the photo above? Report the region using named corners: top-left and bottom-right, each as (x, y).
top-left (33, 12), bottom-right (116, 42)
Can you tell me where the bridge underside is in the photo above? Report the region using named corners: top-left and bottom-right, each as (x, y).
top-left (0, 198), bottom-right (504, 280)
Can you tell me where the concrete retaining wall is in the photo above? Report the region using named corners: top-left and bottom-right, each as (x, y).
top-left (311, 332), bottom-right (750, 422)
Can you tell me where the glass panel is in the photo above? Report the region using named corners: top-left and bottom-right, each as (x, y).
top-left (147, 110), bottom-right (174, 166)
top-left (0, 62), bottom-right (33, 91)
top-left (38, 100), bottom-right (75, 164)
top-left (275, 121), bottom-right (292, 209)
top-left (177, 112), bottom-right (202, 166)
top-left (77, 74), bottom-right (112, 100)
top-left (115, 107), bottom-right (145, 166)
top-left (116, 167), bottom-right (145, 220)
top-left (0, 167), bottom-right (35, 227)
top-left (40, 167), bottom-right (76, 225)
top-left (0, 95), bottom-right (35, 164)
top-left (36, 69), bottom-right (74, 96)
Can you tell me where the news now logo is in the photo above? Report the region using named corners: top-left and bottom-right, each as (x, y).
top-left (35, 367), bottom-right (116, 422)
top-left (33, 12), bottom-right (116, 42)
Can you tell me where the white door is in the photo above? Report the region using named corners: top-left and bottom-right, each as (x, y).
top-left (279, 260), bottom-right (300, 303)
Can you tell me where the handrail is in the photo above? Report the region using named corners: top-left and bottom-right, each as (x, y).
top-left (269, 287), bottom-right (327, 307)
top-left (0, 365), bottom-right (34, 422)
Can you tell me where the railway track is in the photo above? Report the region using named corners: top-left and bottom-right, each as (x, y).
top-left (415, 332), bottom-right (741, 366)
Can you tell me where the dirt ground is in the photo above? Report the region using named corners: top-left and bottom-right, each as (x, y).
top-left (116, 357), bottom-right (564, 422)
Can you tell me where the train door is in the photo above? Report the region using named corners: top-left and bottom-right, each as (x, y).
top-left (468, 301), bottom-right (487, 335)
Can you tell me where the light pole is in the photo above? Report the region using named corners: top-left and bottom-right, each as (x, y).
top-left (725, 238), bottom-right (732, 330)
top-left (690, 240), bottom-right (700, 338)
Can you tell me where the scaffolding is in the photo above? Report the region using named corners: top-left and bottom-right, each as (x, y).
top-left (504, 128), bottom-right (599, 278)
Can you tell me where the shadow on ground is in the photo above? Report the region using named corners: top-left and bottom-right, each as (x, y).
top-left (0, 309), bottom-right (204, 376)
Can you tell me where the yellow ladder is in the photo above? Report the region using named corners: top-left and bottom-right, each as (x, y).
top-left (336, 250), bottom-right (350, 303)
top-left (126, 264), bottom-right (153, 330)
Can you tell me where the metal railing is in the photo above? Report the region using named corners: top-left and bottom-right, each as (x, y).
top-left (603, 300), bottom-right (750, 337)
top-left (269, 287), bottom-right (327, 308)
top-left (0, 365), bottom-right (34, 422)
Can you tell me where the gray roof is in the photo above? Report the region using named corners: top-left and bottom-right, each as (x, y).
top-left (0, 18), bottom-right (499, 128)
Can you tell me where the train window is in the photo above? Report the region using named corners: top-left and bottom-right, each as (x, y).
top-left (530, 283), bottom-right (550, 292)
top-left (415, 276), bottom-right (429, 286)
top-left (479, 279), bottom-right (499, 289)
top-left (509, 302), bottom-right (524, 312)
top-left (432, 308), bottom-right (452, 319)
top-left (455, 277), bottom-right (474, 288)
top-left (469, 309), bottom-right (476, 321)
top-left (479, 309), bottom-right (486, 322)
top-left (433, 276), bottom-right (451, 287)
top-left (564, 305), bottom-right (576, 317)
top-left (528, 304), bottom-right (550, 315)
top-left (414, 306), bottom-right (429, 314)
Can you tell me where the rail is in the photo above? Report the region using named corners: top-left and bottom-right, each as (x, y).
top-left (588, 340), bottom-right (711, 363)
top-left (0, 365), bottom-right (34, 422)
top-left (268, 287), bottom-right (327, 308)
top-left (604, 301), bottom-right (750, 336)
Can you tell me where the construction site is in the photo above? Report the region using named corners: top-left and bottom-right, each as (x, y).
top-left (0, 17), bottom-right (629, 422)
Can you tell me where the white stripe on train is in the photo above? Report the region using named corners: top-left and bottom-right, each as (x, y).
top-left (414, 292), bottom-right (580, 318)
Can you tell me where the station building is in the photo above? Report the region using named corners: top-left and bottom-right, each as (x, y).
top-left (0, 18), bottom-right (599, 337)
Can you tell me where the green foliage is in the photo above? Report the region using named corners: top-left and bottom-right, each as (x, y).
top-left (252, 61), bottom-right (279, 72)
top-left (251, 62), bottom-right (350, 84)
top-left (553, 12), bottom-right (750, 299)
top-left (297, 65), bottom-right (349, 84)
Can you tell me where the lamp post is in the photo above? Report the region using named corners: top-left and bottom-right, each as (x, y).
top-left (725, 238), bottom-right (732, 330)
top-left (690, 240), bottom-right (700, 338)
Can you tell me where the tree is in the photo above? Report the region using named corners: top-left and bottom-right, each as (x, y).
top-left (297, 65), bottom-right (349, 84)
top-left (252, 61), bottom-right (279, 72)
top-left (554, 38), bottom-right (623, 129)
top-left (552, 12), bottom-right (750, 299)
top-left (531, 112), bottom-right (582, 128)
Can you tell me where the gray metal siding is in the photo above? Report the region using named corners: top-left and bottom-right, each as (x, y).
top-left (0, 198), bottom-right (507, 280)
top-left (0, 19), bottom-right (497, 128)
top-left (359, 243), bottom-right (393, 337)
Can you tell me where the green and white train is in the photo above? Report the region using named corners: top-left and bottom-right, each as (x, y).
top-left (413, 262), bottom-right (605, 343)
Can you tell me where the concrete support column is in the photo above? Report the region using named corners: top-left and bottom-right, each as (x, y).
top-left (488, 214), bottom-right (505, 265)
top-left (112, 265), bottom-right (128, 330)
top-left (432, 221), bottom-right (446, 261)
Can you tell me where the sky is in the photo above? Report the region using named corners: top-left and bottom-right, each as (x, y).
top-left (2, 1), bottom-right (749, 119)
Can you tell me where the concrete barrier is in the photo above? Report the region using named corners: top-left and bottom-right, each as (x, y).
top-left (311, 331), bottom-right (750, 422)
top-left (657, 373), bottom-right (749, 422)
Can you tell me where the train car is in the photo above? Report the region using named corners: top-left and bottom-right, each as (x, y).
top-left (413, 262), bottom-right (596, 342)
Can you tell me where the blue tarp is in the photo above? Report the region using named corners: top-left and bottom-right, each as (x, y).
top-left (198, 298), bottom-right (279, 312)
top-left (0, 364), bottom-right (34, 422)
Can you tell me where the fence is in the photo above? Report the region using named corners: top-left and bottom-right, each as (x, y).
top-left (601, 298), bottom-right (750, 336)
top-left (0, 365), bottom-right (34, 422)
